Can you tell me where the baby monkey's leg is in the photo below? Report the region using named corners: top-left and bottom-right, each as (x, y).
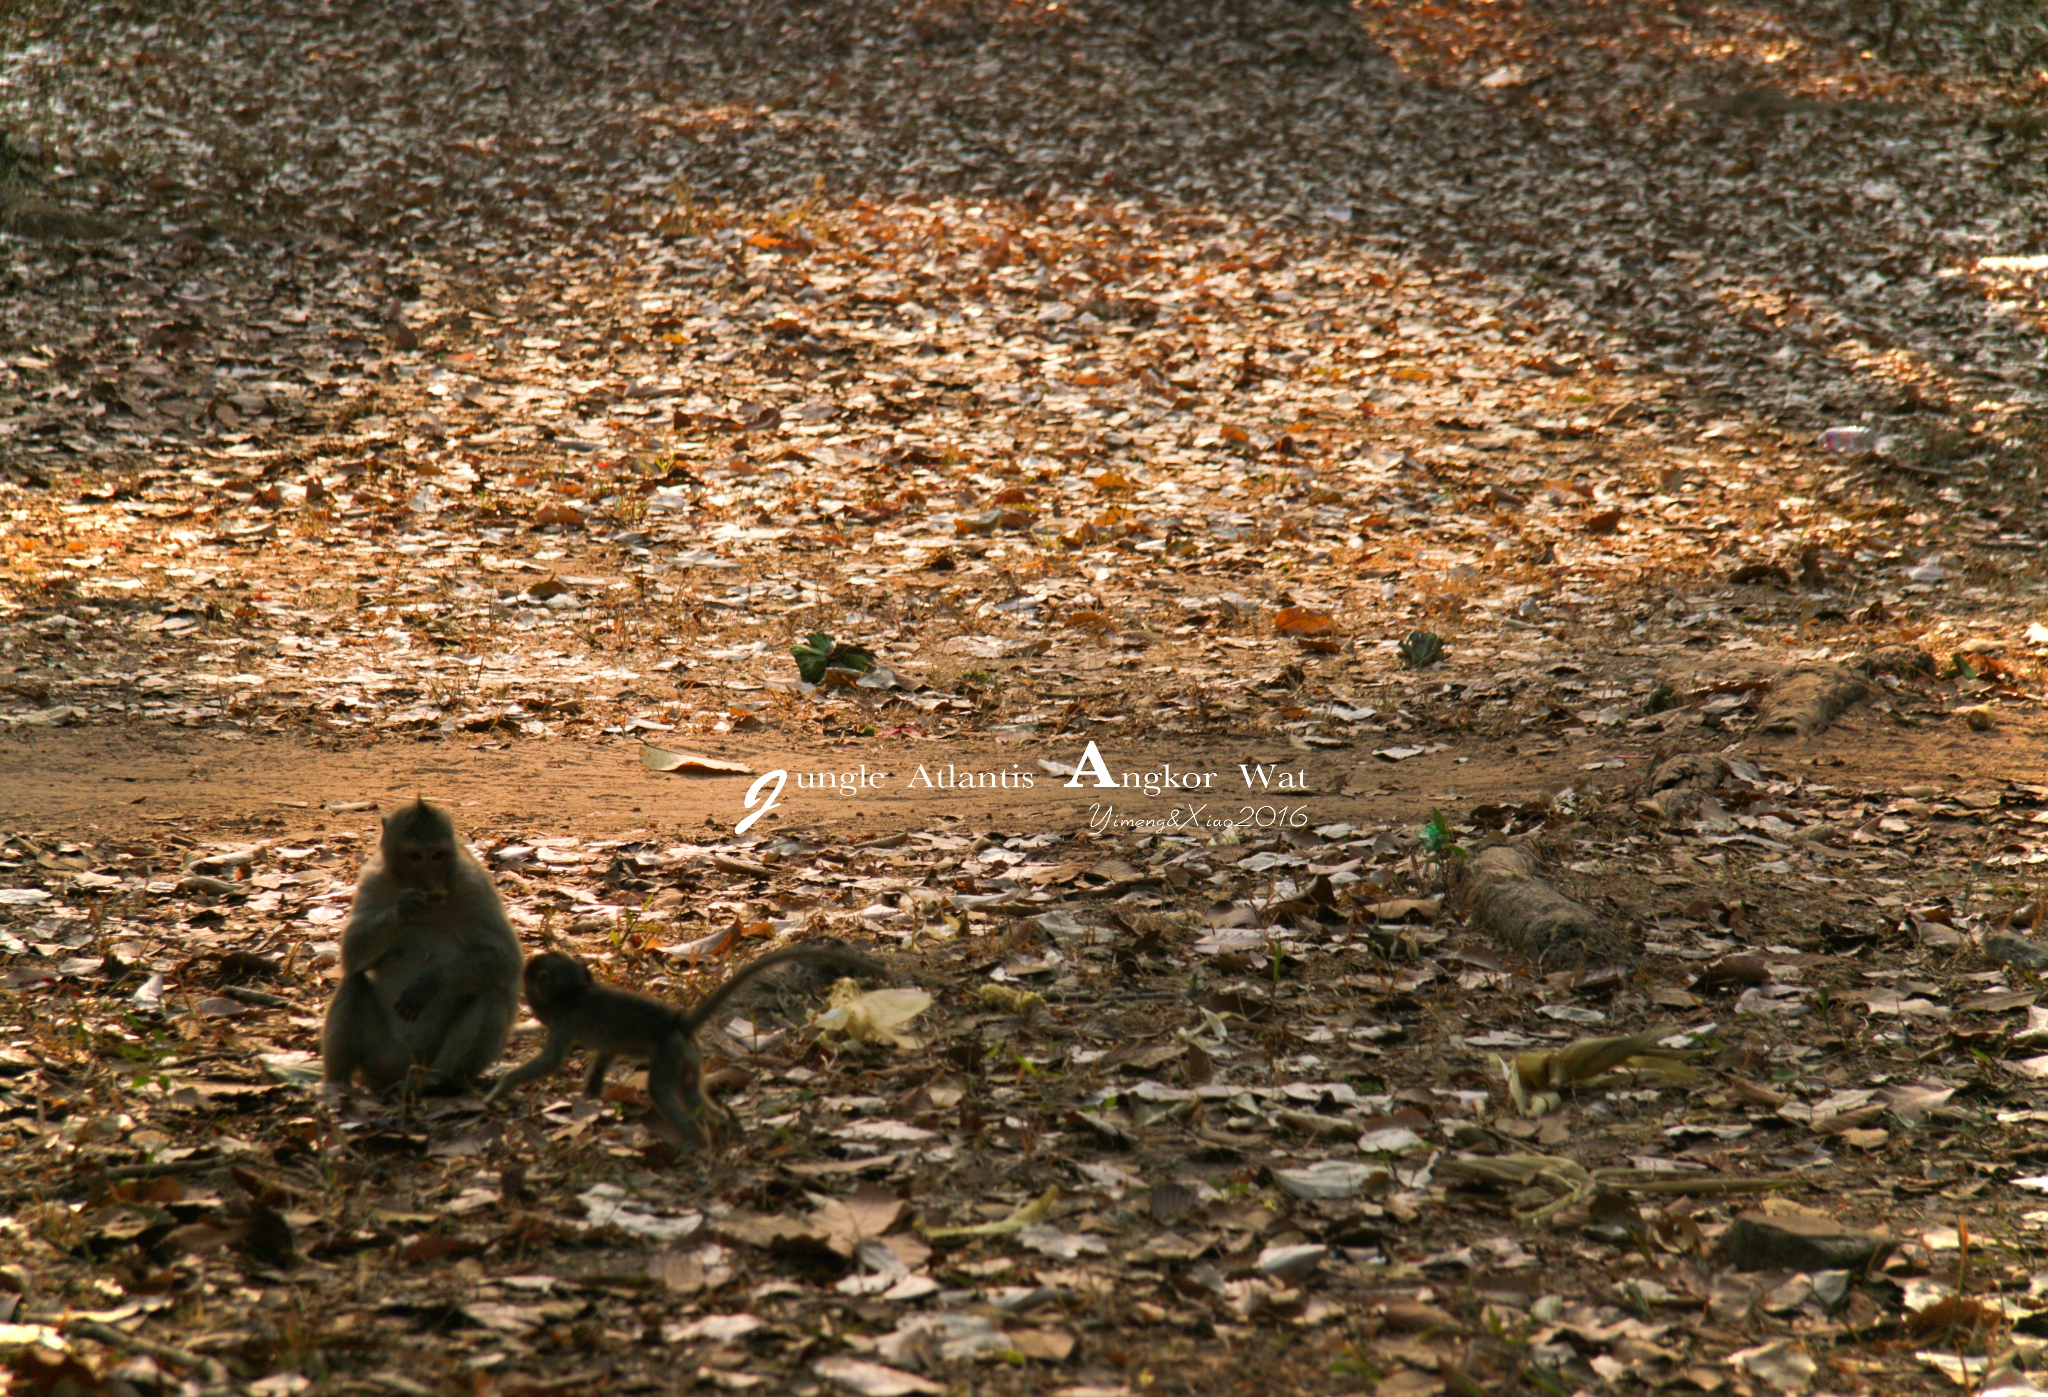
top-left (582, 1052), bottom-right (616, 1098)
top-left (486, 1023), bottom-right (574, 1102)
top-left (648, 1032), bottom-right (710, 1149)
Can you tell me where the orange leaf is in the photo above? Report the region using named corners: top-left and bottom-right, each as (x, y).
top-left (1274, 606), bottom-right (1339, 637)
top-left (746, 230), bottom-right (813, 254)
top-left (401, 1234), bottom-right (482, 1263)
top-left (1583, 508), bottom-right (1623, 536)
top-left (533, 501), bottom-right (585, 528)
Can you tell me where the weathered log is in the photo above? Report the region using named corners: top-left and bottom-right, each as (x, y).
top-left (1755, 661), bottom-right (1871, 738)
top-left (1456, 843), bottom-right (1627, 968)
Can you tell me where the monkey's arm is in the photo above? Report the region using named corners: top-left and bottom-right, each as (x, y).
top-left (485, 1024), bottom-right (576, 1101)
top-left (681, 945), bottom-right (884, 1033)
top-left (338, 884), bottom-right (436, 975)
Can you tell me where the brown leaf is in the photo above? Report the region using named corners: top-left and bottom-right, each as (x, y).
top-left (810, 1184), bottom-right (906, 1259)
top-left (715, 1212), bottom-right (832, 1254)
top-left (1908, 1295), bottom-right (2003, 1341)
top-left (648, 1245), bottom-right (733, 1294)
top-left (8, 1348), bottom-right (104, 1397)
top-left (1691, 955), bottom-right (1769, 992)
top-left (1728, 560), bottom-right (1793, 586)
top-left (1009, 1328), bottom-right (1076, 1362)
top-left (158, 1219), bottom-right (241, 1257)
top-left (1728, 1076), bottom-right (1789, 1109)
top-left (1085, 858), bottom-right (1145, 886)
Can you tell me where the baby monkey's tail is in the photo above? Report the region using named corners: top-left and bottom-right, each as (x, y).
top-left (682, 943), bottom-right (885, 1033)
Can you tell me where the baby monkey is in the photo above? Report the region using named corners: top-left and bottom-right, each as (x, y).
top-left (487, 944), bottom-right (883, 1149)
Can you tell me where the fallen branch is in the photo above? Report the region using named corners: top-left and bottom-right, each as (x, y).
top-left (1442, 1152), bottom-right (1801, 1226)
top-left (61, 1317), bottom-right (232, 1390)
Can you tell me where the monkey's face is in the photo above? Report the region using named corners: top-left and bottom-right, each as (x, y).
top-left (390, 841), bottom-right (454, 894)
top-left (523, 953), bottom-right (592, 1019)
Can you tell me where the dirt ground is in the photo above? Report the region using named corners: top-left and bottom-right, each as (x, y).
top-left (2, 716), bottom-right (2042, 844)
top-left (14, 0), bottom-right (2048, 1395)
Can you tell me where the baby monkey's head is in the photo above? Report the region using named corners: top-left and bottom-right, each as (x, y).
top-left (522, 951), bottom-right (593, 1018)
top-left (381, 798), bottom-right (458, 892)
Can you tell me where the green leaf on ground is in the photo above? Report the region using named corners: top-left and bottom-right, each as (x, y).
top-left (792, 631), bottom-right (877, 684)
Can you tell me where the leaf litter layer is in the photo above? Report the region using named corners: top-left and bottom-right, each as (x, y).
top-left (9, 0), bottom-right (2048, 1393)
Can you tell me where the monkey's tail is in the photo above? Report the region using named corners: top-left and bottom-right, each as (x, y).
top-left (683, 944), bottom-right (882, 1032)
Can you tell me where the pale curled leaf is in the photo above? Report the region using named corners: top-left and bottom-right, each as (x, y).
top-left (812, 1355), bottom-right (944, 1397)
top-left (921, 1186), bottom-right (1059, 1242)
top-left (1514, 1028), bottom-right (1695, 1091)
top-left (812, 984), bottom-right (933, 1049)
top-left (640, 745), bottom-right (752, 776)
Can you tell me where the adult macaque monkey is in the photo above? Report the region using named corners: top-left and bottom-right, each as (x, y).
top-left (322, 800), bottom-right (523, 1092)
top-left (488, 945), bottom-right (882, 1148)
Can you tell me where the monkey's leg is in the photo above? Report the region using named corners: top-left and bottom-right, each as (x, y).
top-left (583, 1053), bottom-right (616, 1098)
top-left (650, 1034), bottom-right (710, 1150)
top-left (323, 974), bottom-right (411, 1087)
top-left (421, 992), bottom-right (515, 1090)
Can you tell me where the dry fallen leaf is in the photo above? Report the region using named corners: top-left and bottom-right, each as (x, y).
top-left (532, 501), bottom-right (585, 528)
top-left (813, 1355), bottom-right (945, 1396)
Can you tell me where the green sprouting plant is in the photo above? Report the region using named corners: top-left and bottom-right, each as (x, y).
top-left (1421, 809), bottom-right (1464, 861)
top-left (1398, 628), bottom-right (1445, 669)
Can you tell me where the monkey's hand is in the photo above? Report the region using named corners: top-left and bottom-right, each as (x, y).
top-left (395, 887), bottom-right (446, 917)
top-left (393, 967), bottom-right (449, 1021)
